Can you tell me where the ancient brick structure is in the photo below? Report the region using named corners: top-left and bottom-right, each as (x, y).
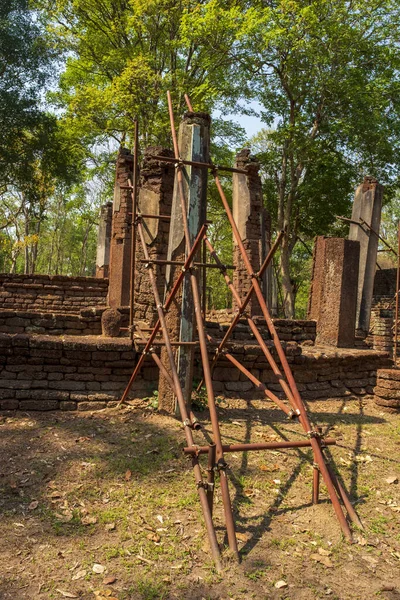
top-left (369, 308), bottom-right (394, 353)
top-left (108, 148), bottom-right (134, 309)
top-left (349, 176), bottom-right (383, 336)
top-left (158, 111), bottom-right (210, 413)
top-left (374, 368), bottom-right (400, 412)
top-left (232, 149), bottom-right (263, 316)
top-left (96, 202), bottom-right (113, 278)
top-left (0, 330), bottom-right (390, 411)
top-left (0, 274), bottom-right (108, 314)
top-left (133, 147), bottom-right (175, 324)
top-left (308, 237), bottom-right (360, 347)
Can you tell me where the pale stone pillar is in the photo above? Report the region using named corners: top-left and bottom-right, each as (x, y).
top-left (349, 176), bottom-right (383, 336)
top-left (232, 149), bottom-right (263, 316)
top-left (158, 111), bottom-right (210, 413)
top-left (96, 202), bottom-right (113, 278)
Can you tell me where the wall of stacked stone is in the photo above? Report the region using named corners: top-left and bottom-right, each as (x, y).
top-left (0, 331), bottom-right (390, 411)
top-left (0, 334), bottom-right (157, 411)
top-left (208, 346), bottom-right (391, 399)
top-left (0, 274), bottom-right (108, 314)
top-left (205, 316), bottom-right (316, 344)
top-left (133, 147), bottom-right (175, 324)
top-left (374, 368), bottom-right (400, 412)
top-left (0, 308), bottom-right (104, 336)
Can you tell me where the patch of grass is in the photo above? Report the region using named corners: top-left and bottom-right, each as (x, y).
top-left (369, 515), bottom-right (389, 534)
top-left (269, 537), bottom-right (296, 550)
top-left (135, 578), bottom-right (169, 600)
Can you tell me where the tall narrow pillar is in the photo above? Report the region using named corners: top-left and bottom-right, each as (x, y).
top-left (134, 147), bottom-right (175, 324)
top-left (232, 149), bottom-right (263, 316)
top-left (308, 237), bottom-right (360, 347)
top-left (158, 111), bottom-right (210, 413)
top-left (349, 176), bottom-right (383, 336)
top-left (96, 202), bottom-right (113, 278)
top-left (108, 148), bottom-right (133, 308)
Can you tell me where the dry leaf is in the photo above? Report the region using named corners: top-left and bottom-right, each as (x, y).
top-left (50, 491), bottom-right (62, 499)
top-left (82, 516), bottom-right (98, 525)
top-left (311, 553), bottom-right (333, 567)
top-left (124, 470), bottom-right (132, 481)
top-left (72, 569), bottom-right (87, 581)
top-left (318, 548), bottom-right (332, 557)
top-left (56, 590), bottom-right (78, 598)
top-left (105, 523), bottom-right (116, 531)
top-left (386, 476), bottom-right (398, 484)
top-left (275, 580), bottom-right (287, 589)
top-left (103, 576), bottom-right (117, 585)
top-left (93, 563), bottom-right (106, 574)
top-left (236, 532), bottom-right (248, 542)
top-left (28, 500), bottom-right (38, 510)
top-left (156, 515), bottom-right (163, 524)
top-left (146, 532), bottom-right (161, 543)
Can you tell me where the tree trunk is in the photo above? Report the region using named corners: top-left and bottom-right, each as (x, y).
top-left (280, 236), bottom-right (295, 318)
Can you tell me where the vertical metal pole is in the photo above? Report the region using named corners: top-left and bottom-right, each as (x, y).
top-left (312, 466), bottom-right (320, 504)
top-left (202, 239), bottom-right (207, 318)
top-left (207, 444), bottom-right (216, 516)
top-left (394, 221), bottom-right (400, 366)
top-left (129, 120), bottom-right (139, 339)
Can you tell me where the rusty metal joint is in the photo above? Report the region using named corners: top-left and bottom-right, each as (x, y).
top-left (216, 458), bottom-right (228, 471)
top-left (307, 430), bottom-right (321, 439)
top-left (183, 419), bottom-right (191, 428)
top-left (287, 409), bottom-right (300, 420)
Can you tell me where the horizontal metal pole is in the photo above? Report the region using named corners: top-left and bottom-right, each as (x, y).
top-left (183, 438), bottom-right (336, 455)
top-left (134, 339), bottom-right (200, 347)
top-left (139, 259), bottom-right (235, 269)
top-left (150, 154), bottom-right (248, 175)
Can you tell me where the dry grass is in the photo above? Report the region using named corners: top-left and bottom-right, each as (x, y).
top-left (1, 396), bottom-right (400, 600)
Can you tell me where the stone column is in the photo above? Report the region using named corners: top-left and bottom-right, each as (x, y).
top-left (349, 176), bottom-right (383, 336)
top-left (96, 202), bottom-right (113, 278)
top-left (158, 112), bottom-right (210, 413)
top-left (232, 149), bottom-right (263, 316)
top-left (108, 148), bottom-right (133, 309)
top-left (134, 146), bottom-right (175, 324)
top-left (308, 236), bottom-right (360, 347)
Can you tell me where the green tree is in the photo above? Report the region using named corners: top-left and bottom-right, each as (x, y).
top-left (41, 0), bottom-right (246, 149)
top-left (190, 0), bottom-right (400, 316)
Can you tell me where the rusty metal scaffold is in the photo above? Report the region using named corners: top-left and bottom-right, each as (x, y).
top-left (118, 93), bottom-right (362, 569)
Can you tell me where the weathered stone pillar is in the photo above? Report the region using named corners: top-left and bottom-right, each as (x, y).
top-left (158, 112), bottom-right (210, 413)
top-left (96, 202), bottom-right (113, 278)
top-left (134, 147), bottom-right (175, 324)
top-left (232, 149), bottom-right (263, 316)
top-left (349, 176), bottom-right (383, 336)
top-left (308, 237), bottom-right (360, 347)
top-left (108, 148), bottom-right (134, 308)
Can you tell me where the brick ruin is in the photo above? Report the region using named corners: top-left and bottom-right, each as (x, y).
top-left (0, 124), bottom-right (398, 412)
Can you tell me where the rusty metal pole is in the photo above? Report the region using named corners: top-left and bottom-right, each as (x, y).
top-left (129, 120), bottom-right (139, 339)
top-left (394, 221), bottom-right (400, 366)
top-left (213, 170), bottom-right (353, 542)
top-left (136, 218), bottom-right (222, 568)
top-left (167, 91), bottom-right (239, 560)
top-left (312, 465), bottom-right (320, 504)
top-left (207, 444), bottom-right (216, 516)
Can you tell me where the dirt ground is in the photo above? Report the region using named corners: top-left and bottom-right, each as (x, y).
top-left (1, 396), bottom-right (400, 600)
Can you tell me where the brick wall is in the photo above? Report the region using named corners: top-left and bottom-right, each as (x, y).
top-left (206, 316), bottom-right (316, 345)
top-left (0, 309), bottom-right (103, 336)
top-left (0, 333), bottom-right (391, 410)
top-left (0, 334), bottom-right (156, 411)
top-left (0, 274), bottom-right (108, 314)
